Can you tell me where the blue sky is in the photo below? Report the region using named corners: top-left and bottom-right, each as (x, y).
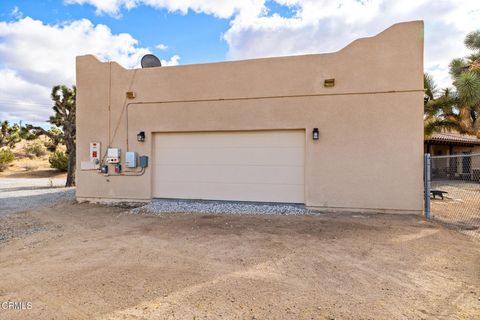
top-left (0, 0), bottom-right (479, 125)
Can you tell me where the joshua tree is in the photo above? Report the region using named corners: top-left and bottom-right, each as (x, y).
top-left (424, 30), bottom-right (480, 137)
top-left (424, 73), bottom-right (437, 104)
top-left (27, 85), bottom-right (76, 186)
top-left (0, 120), bottom-right (21, 148)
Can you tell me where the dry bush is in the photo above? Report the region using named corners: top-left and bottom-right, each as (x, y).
top-left (0, 148), bottom-right (15, 171)
top-left (49, 151), bottom-right (68, 172)
top-left (24, 142), bottom-right (47, 158)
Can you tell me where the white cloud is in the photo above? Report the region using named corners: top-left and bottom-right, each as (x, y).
top-left (156, 43), bottom-right (168, 50)
top-left (0, 69), bottom-right (51, 123)
top-left (65, 0), bottom-right (266, 18)
top-left (67, 0), bottom-right (480, 89)
top-left (0, 17), bottom-right (180, 123)
top-left (161, 55), bottom-right (180, 66)
top-left (64, 0), bottom-right (138, 17)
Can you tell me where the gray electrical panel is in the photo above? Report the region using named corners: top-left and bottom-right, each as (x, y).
top-left (139, 156), bottom-right (148, 168)
top-left (125, 151), bottom-right (138, 168)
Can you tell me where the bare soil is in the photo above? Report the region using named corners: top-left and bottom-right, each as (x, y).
top-left (0, 203), bottom-right (479, 319)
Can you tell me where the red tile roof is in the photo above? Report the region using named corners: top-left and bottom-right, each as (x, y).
top-left (425, 132), bottom-right (480, 145)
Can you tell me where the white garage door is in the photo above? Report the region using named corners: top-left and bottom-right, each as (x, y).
top-left (152, 130), bottom-right (305, 203)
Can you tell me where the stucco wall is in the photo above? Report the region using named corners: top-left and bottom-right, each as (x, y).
top-left (76, 21), bottom-right (424, 213)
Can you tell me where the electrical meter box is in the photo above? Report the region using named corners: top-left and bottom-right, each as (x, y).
top-left (89, 142), bottom-right (101, 164)
top-left (107, 148), bottom-right (120, 164)
top-left (125, 151), bottom-right (137, 168)
top-left (81, 142), bottom-right (101, 170)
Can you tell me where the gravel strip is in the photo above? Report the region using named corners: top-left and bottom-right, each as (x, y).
top-left (0, 188), bottom-right (75, 216)
top-left (131, 199), bottom-right (319, 216)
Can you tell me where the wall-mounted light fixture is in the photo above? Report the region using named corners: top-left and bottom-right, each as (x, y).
top-left (137, 131), bottom-right (145, 142)
top-left (126, 91), bottom-right (136, 99)
top-left (312, 128), bottom-right (319, 140)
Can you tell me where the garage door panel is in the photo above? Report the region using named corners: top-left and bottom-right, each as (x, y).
top-left (153, 130), bottom-right (305, 203)
top-left (155, 147), bottom-right (304, 166)
top-left (156, 131), bottom-right (304, 148)
top-left (154, 165), bottom-right (304, 185)
top-left (155, 181), bottom-right (304, 203)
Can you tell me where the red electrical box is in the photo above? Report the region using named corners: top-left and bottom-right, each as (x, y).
top-left (90, 142), bottom-right (100, 164)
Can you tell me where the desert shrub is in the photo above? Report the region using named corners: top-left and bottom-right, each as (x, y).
top-left (44, 139), bottom-right (58, 152)
top-left (24, 141), bottom-right (47, 158)
top-left (49, 151), bottom-right (68, 171)
top-left (0, 148), bottom-right (15, 171)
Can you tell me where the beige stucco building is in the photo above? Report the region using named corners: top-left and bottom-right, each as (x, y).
top-left (76, 21), bottom-right (424, 214)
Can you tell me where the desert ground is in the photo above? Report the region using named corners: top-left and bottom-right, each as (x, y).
top-left (0, 136), bottom-right (67, 179)
top-left (0, 196), bottom-right (479, 319)
top-left (430, 180), bottom-right (480, 239)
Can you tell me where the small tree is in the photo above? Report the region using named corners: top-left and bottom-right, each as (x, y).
top-left (27, 85), bottom-right (76, 186)
top-left (0, 120), bottom-right (21, 148)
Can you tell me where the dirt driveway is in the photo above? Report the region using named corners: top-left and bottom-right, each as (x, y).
top-left (0, 178), bottom-right (73, 216)
top-left (0, 202), bottom-right (479, 319)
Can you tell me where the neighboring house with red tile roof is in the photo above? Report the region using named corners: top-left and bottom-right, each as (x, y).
top-left (425, 132), bottom-right (480, 155)
top-left (425, 132), bottom-right (480, 180)
top-left (425, 132), bottom-right (480, 147)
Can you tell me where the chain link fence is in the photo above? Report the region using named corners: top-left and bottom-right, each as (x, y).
top-left (425, 153), bottom-right (480, 240)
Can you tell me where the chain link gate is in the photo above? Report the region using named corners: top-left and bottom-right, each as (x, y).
top-left (424, 153), bottom-right (480, 239)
